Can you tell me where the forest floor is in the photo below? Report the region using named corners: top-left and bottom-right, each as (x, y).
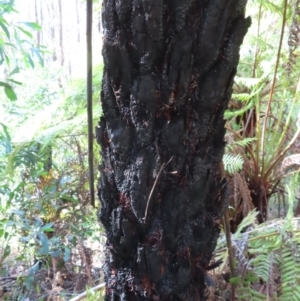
top-left (0, 235), bottom-right (232, 301)
top-left (0, 235), bottom-right (106, 301)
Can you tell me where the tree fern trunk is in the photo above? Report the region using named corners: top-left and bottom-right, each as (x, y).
top-left (96, 1), bottom-right (250, 300)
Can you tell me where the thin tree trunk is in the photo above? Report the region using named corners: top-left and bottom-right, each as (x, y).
top-left (75, 0), bottom-right (81, 43)
top-left (34, 0), bottom-right (40, 46)
top-left (97, 1), bottom-right (250, 300)
top-left (57, 0), bottom-right (64, 66)
top-left (48, 0), bottom-right (57, 62)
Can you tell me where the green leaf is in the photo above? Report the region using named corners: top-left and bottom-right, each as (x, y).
top-left (37, 232), bottom-right (49, 255)
top-left (0, 81), bottom-right (17, 100)
top-left (3, 245), bottom-right (10, 259)
top-left (4, 220), bottom-right (14, 228)
top-left (16, 25), bottom-right (32, 38)
top-left (0, 21), bottom-right (10, 40)
top-left (0, 122), bottom-right (11, 141)
top-left (41, 222), bottom-right (54, 232)
top-left (24, 274), bottom-right (35, 290)
top-left (1, 0), bottom-right (16, 14)
top-left (11, 209), bottom-right (25, 216)
top-left (8, 66), bottom-right (19, 76)
top-left (8, 78), bottom-right (22, 85)
top-left (49, 250), bottom-right (62, 257)
top-left (64, 247), bottom-right (71, 262)
top-left (22, 22), bottom-right (41, 31)
top-left (60, 195), bottom-right (79, 204)
top-left (26, 51), bottom-right (34, 68)
top-left (230, 276), bottom-right (242, 284)
top-left (31, 47), bottom-right (44, 66)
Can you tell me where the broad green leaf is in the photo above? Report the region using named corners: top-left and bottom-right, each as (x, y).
top-left (41, 222), bottom-right (54, 232)
top-left (49, 250), bottom-right (62, 257)
top-left (4, 220), bottom-right (14, 227)
top-left (64, 247), bottom-right (71, 262)
top-left (37, 232), bottom-right (49, 255)
top-left (0, 81), bottom-right (17, 100)
top-left (25, 274), bottom-right (35, 290)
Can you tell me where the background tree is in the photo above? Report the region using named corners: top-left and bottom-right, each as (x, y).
top-left (97, 1), bottom-right (250, 300)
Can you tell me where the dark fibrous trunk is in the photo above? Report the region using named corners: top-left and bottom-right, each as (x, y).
top-left (96, 1), bottom-right (250, 300)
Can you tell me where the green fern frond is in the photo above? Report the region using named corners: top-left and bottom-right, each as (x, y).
top-left (234, 209), bottom-right (258, 235)
top-left (256, 0), bottom-right (284, 15)
top-left (234, 76), bottom-right (262, 88)
top-left (225, 100), bottom-right (254, 119)
top-left (234, 137), bottom-right (258, 148)
top-left (226, 137), bottom-right (258, 152)
top-left (223, 153), bottom-right (244, 175)
top-left (237, 285), bottom-right (266, 301)
top-left (232, 93), bottom-right (253, 102)
top-left (280, 244), bottom-right (300, 301)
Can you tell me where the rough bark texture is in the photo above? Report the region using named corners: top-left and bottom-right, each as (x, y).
top-left (96, 1), bottom-right (250, 300)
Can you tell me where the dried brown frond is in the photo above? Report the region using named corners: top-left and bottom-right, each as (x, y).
top-left (279, 153), bottom-right (300, 174)
top-left (234, 173), bottom-right (254, 217)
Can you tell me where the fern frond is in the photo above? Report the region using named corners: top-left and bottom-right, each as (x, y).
top-left (237, 284), bottom-right (266, 301)
top-left (256, 0), bottom-right (283, 15)
top-left (280, 243), bottom-right (300, 301)
top-left (223, 153), bottom-right (244, 175)
top-left (232, 93), bottom-right (253, 102)
top-left (235, 210), bottom-right (258, 235)
top-left (279, 153), bottom-right (300, 172)
top-left (233, 137), bottom-right (258, 148)
top-left (225, 99), bottom-right (254, 119)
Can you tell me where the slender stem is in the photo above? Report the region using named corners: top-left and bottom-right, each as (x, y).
top-left (143, 157), bottom-right (173, 223)
top-left (252, 2), bottom-right (262, 78)
top-left (69, 283), bottom-right (105, 301)
top-left (261, 0), bottom-right (288, 176)
top-left (224, 210), bottom-right (236, 301)
top-left (264, 128), bottom-right (300, 181)
top-left (267, 78), bottom-right (300, 170)
top-left (87, 0), bottom-right (95, 207)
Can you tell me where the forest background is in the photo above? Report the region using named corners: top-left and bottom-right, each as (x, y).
top-left (1, 0), bottom-right (300, 300)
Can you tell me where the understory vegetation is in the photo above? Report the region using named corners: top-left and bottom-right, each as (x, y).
top-left (0, 0), bottom-right (300, 300)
